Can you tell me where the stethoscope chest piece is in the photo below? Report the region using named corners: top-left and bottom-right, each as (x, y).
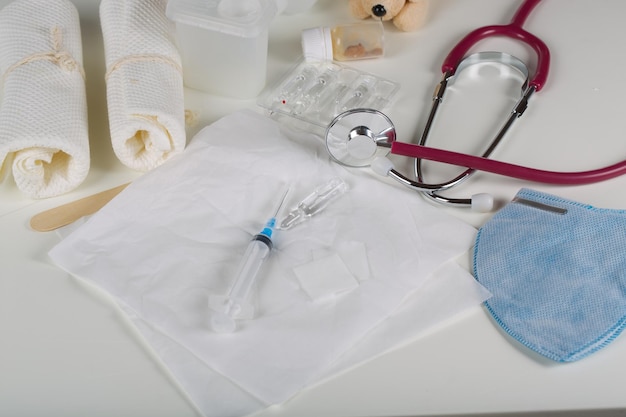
top-left (325, 108), bottom-right (396, 167)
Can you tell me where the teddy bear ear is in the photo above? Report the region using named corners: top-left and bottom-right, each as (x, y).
top-left (393, 0), bottom-right (429, 32)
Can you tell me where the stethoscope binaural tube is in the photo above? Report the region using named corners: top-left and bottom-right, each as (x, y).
top-left (324, 108), bottom-right (496, 212)
top-left (325, 107), bottom-right (626, 212)
top-left (415, 0), bottom-right (549, 209)
top-left (325, 0), bottom-right (626, 212)
top-left (413, 77), bottom-right (534, 210)
top-left (369, 155), bottom-right (495, 212)
top-left (393, 141), bottom-right (626, 185)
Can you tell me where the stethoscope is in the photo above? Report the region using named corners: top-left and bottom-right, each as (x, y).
top-left (324, 0), bottom-right (626, 212)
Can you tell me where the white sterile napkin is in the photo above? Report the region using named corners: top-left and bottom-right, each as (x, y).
top-left (100, 0), bottom-right (186, 171)
top-left (50, 110), bottom-right (487, 416)
top-left (0, 0), bottom-right (89, 199)
top-left (121, 260), bottom-right (490, 417)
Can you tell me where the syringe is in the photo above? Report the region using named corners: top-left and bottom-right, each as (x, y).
top-left (210, 190), bottom-right (288, 333)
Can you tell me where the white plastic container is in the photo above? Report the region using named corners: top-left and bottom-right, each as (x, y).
top-left (166, 0), bottom-right (278, 98)
top-left (275, 0), bottom-right (318, 14)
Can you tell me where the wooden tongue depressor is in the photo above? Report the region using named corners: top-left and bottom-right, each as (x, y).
top-left (29, 183), bottom-right (129, 232)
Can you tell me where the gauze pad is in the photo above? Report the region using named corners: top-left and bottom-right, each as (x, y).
top-left (474, 188), bottom-right (626, 362)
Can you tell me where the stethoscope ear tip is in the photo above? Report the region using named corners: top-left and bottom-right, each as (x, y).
top-left (471, 193), bottom-right (494, 213)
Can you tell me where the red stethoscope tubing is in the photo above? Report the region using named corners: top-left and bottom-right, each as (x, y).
top-left (443, 0), bottom-right (549, 91)
top-left (395, 0), bottom-right (626, 186)
top-left (391, 141), bottom-right (626, 185)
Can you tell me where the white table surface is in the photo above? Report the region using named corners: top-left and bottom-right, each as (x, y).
top-left (3, 0), bottom-right (626, 416)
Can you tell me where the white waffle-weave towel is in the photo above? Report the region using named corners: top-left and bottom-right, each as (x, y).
top-left (0, 0), bottom-right (89, 199)
top-left (100, 0), bottom-right (186, 172)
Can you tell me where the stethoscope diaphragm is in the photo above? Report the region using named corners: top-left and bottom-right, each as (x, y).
top-left (325, 107), bottom-right (395, 167)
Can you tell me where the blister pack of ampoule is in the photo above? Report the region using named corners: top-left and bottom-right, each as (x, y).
top-left (258, 60), bottom-right (399, 133)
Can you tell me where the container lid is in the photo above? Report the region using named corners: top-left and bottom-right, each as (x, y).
top-left (301, 26), bottom-right (332, 62)
top-left (166, 0), bottom-right (278, 37)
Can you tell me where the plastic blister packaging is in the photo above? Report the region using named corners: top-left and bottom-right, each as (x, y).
top-left (258, 60), bottom-right (399, 132)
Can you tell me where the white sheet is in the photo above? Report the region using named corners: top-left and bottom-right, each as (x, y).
top-left (50, 110), bottom-right (487, 416)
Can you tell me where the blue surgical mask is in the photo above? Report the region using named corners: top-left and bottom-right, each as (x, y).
top-left (474, 188), bottom-right (626, 362)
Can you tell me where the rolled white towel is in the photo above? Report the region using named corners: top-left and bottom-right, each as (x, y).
top-left (0, 0), bottom-right (89, 199)
top-left (100, 0), bottom-right (186, 172)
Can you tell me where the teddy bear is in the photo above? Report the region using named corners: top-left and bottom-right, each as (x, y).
top-left (348, 0), bottom-right (429, 32)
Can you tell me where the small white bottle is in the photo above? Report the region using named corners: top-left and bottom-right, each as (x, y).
top-left (301, 21), bottom-right (384, 62)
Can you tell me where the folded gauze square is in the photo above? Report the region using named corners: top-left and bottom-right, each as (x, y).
top-left (100, 0), bottom-right (186, 171)
top-left (0, 0), bottom-right (89, 199)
